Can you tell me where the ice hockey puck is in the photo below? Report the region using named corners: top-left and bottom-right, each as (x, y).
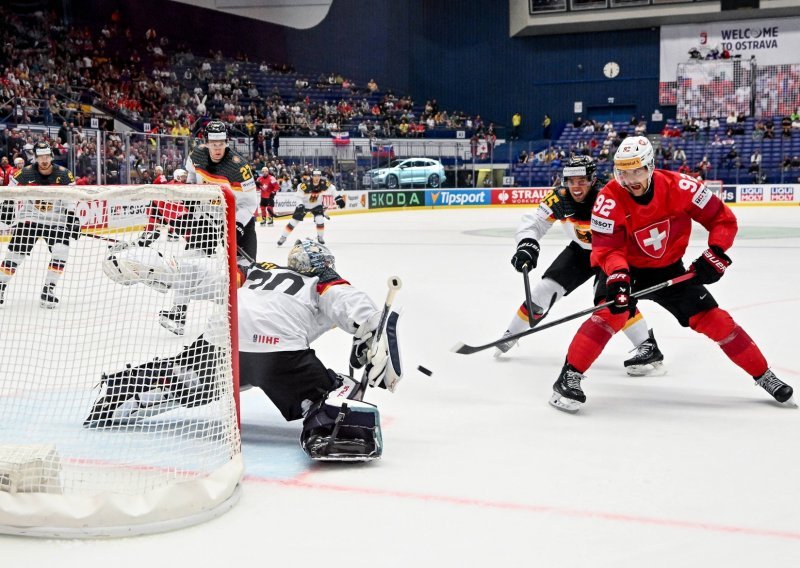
top-left (417, 365), bottom-right (433, 376)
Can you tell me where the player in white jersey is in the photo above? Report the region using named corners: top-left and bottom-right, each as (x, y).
top-left (0, 141), bottom-right (79, 308)
top-left (495, 155), bottom-right (665, 376)
top-left (277, 170), bottom-right (345, 246)
top-left (90, 238), bottom-right (402, 461)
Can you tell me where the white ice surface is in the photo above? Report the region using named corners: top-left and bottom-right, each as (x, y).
top-left (4, 205), bottom-right (800, 566)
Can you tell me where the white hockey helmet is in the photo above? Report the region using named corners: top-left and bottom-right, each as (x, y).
top-left (613, 137), bottom-right (655, 193)
top-left (173, 168), bottom-right (187, 181)
top-left (287, 238), bottom-right (335, 275)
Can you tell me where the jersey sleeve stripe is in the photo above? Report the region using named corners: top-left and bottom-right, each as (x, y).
top-left (317, 278), bottom-right (350, 295)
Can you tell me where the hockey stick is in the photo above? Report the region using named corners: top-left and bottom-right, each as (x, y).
top-left (452, 272), bottom-right (696, 355)
top-left (522, 265), bottom-right (536, 328)
top-left (358, 276), bottom-right (403, 392)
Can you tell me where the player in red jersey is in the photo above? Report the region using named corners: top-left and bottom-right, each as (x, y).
top-left (256, 166), bottom-right (279, 226)
top-left (549, 136), bottom-right (795, 413)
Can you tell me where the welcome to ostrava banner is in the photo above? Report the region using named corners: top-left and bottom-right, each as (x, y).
top-left (660, 17), bottom-right (800, 83)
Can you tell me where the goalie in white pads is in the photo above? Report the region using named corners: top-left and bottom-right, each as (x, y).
top-left (89, 238), bottom-right (403, 461)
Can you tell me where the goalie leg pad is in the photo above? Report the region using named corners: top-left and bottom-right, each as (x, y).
top-left (301, 377), bottom-right (382, 461)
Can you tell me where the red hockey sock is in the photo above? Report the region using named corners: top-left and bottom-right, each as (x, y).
top-left (566, 310), bottom-right (627, 372)
top-left (689, 308), bottom-right (768, 377)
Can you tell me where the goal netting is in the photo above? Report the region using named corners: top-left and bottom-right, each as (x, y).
top-left (0, 184), bottom-right (242, 537)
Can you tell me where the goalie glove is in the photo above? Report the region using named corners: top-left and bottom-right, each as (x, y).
top-left (349, 311), bottom-right (383, 370)
top-left (365, 311), bottom-right (403, 392)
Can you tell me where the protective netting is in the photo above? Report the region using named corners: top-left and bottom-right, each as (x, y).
top-left (0, 184), bottom-right (241, 537)
top-left (676, 59), bottom-right (751, 120)
top-left (754, 63), bottom-right (800, 119)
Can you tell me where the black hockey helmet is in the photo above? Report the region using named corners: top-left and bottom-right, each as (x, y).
top-left (562, 155), bottom-right (596, 182)
top-left (34, 141), bottom-right (53, 157)
top-left (205, 120), bottom-right (227, 141)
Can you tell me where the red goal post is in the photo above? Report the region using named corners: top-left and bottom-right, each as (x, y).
top-left (0, 184), bottom-right (241, 537)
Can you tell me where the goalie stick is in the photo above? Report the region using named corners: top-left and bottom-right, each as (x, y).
top-left (359, 276), bottom-right (402, 391)
top-left (452, 272), bottom-right (696, 355)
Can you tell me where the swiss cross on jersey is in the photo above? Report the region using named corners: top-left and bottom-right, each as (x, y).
top-left (634, 220), bottom-right (670, 259)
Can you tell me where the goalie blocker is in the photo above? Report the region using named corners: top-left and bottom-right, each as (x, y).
top-left (90, 237), bottom-right (404, 462)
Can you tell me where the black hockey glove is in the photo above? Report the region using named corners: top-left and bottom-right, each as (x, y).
top-left (510, 238), bottom-right (540, 272)
top-left (235, 221), bottom-right (245, 240)
top-left (544, 187), bottom-right (575, 220)
top-left (335, 195), bottom-right (346, 209)
top-left (690, 246), bottom-right (732, 284)
top-left (605, 270), bottom-right (635, 314)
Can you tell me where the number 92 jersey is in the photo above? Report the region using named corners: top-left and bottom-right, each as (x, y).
top-left (237, 263), bottom-right (380, 352)
top-left (589, 169), bottom-right (738, 274)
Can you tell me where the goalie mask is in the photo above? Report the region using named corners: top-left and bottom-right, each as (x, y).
top-left (613, 137), bottom-right (655, 196)
top-left (287, 238), bottom-right (335, 275)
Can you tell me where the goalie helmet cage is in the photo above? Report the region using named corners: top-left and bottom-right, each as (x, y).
top-left (0, 184), bottom-right (242, 538)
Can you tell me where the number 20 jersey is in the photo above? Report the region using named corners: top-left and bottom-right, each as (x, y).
top-left (237, 264), bottom-right (380, 353)
top-left (589, 169), bottom-right (738, 274)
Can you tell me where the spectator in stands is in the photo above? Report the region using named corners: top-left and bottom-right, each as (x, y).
top-left (367, 79), bottom-right (378, 93)
top-left (764, 119), bottom-right (775, 140)
top-left (726, 111), bottom-right (737, 125)
top-left (696, 155), bottom-right (711, 179)
top-left (709, 117), bottom-right (720, 129)
top-left (724, 146), bottom-right (739, 169)
top-left (677, 160), bottom-right (691, 175)
top-left (542, 114), bottom-right (551, 139)
top-left (658, 143), bottom-right (674, 168)
top-left (511, 112), bottom-right (522, 140)
top-left (752, 121), bottom-right (765, 141)
top-left (782, 116), bottom-right (792, 137)
top-left (634, 121), bottom-right (646, 136)
top-left (748, 149), bottom-right (761, 176)
top-left (152, 166), bottom-right (168, 184)
top-left (673, 146), bottom-right (686, 164)
top-left (792, 156), bottom-right (800, 169)
top-left (782, 155), bottom-right (793, 171)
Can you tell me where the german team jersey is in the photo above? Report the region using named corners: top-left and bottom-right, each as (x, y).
top-left (236, 263), bottom-right (380, 353)
top-left (590, 169), bottom-right (738, 274)
top-left (185, 145), bottom-right (258, 226)
top-left (515, 186), bottom-right (597, 250)
top-left (8, 164), bottom-right (76, 226)
top-left (295, 178), bottom-right (337, 209)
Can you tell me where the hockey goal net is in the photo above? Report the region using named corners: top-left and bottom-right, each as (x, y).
top-left (0, 184), bottom-right (241, 537)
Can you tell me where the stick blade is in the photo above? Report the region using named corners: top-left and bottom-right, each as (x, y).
top-left (451, 341), bottom-right (480, 355)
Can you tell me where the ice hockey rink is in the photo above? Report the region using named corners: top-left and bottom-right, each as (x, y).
top-left (4, 204), bottom-right (800, 566)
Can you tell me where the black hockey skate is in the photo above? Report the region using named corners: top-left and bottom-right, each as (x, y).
top-left (159, 305), bottom-right (187, 336)
top-left (755, 370), bottom-right (796, 405)
top-left (0, 282), bottom-right (6, 306)
top-left (493, 330), bottom-right (518, 358)
top-left (40, 283), bottom-right (59, 309)
top-left (277, 234), bottom-right (287, 246)
top-left (317, 235), bottom-right (325, 245)
top-left (624, 329), bottom-right (665, 376)
top-left (267, 217), bottom-right (274, 226)
top-left (549, 363), bottom-right (587, 413)
top-left (260, 219), bottom-right (267, 226)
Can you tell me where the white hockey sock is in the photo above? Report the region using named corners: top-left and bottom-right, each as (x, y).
top-left (622, 315), bottom-right (649, 347)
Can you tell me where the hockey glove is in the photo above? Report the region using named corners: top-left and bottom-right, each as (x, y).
top-left (545, 187), bottom-right (576, 220)
top-left (335, 195), bottom-right (346, 209)
top-left (510, 238), bottom-right (540, 272)
top-left (349, 311), bottom-right (384, 369)
top-left (690, 246), bottom-right (732, 284)
top-left (235, 222), bottom-right (245, 240)
top-left (310, 204), bottom-right (325, 217)
top-left (605, 270), bottom-right (635, 314)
